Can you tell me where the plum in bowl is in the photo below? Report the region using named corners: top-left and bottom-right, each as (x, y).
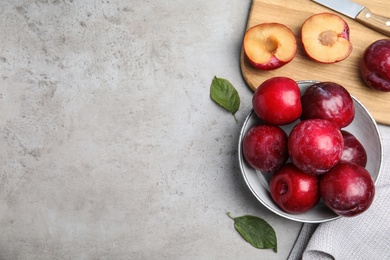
top-left (238, 80), bottom-right (383, 223)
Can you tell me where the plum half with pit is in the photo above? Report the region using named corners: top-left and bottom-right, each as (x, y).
top-left (301, 82), bottom-right (355, 128)
top-left (301, 13), bottom-right (352, 63)
top-left (242, 124), bottom-right (288, 173)
top-left (288, 119), bottom-right (344, 175)
top-left (320, 162), bottom-right (375, 217)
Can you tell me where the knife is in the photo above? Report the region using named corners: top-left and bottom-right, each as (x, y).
top-left (312, 0), bottom-right (390, 37)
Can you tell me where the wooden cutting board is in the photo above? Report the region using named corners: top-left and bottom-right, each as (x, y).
top-left (240, 0), bottom-right (390, 125)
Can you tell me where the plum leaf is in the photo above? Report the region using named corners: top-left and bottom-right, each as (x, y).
top-left (210, 76), bottom-right (240, 123)
top-left (228, 212), bottom-right (277, 253)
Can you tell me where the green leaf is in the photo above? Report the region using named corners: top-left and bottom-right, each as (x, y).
top-left (210, 76), bottom-right (240, 123)
top-left (228, 213), bottom-right (277, 253)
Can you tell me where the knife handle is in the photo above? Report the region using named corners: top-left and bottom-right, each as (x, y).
top-left (356, 7), bottom-right (390, 37)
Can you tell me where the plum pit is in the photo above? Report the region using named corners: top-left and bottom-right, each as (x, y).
top-left (319, 30), bottom-right (338, 47)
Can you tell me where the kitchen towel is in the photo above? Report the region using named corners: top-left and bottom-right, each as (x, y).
top-left (288, 124), bottom-right (390, 260)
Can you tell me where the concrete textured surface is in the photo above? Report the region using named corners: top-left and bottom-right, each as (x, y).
top-left (0, 0), bottom-right (304, 259)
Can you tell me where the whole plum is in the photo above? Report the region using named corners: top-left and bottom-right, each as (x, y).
top-left (270, 163), bottom-right (320, 214)
top-left (253, 77), bottom-right (302, 125)
top-left (340, 130), bottom-right (367, 167)
top-left (301, 82), bottom-right (355, 128)
top-left (320, 162), bottom-right (375, 217)
top-left (242, 124), bottom-right (288, 173)
top-left (288, 119), bottom-right (344, 175)
top-left (360, 39), bottom-right (390, 92)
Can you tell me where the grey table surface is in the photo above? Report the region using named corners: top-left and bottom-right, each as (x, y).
top-left (1, 1), bottom-right (388, 259)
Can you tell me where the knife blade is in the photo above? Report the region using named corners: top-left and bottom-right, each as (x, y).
top-left (312, 0), bottom-right (390, 37)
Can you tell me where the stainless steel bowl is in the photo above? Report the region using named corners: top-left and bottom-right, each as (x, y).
top-left (238, 80), bottom-right (383, 223)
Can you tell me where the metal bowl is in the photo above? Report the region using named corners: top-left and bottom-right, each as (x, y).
top-left (238, 80), bottom-right (383, 223)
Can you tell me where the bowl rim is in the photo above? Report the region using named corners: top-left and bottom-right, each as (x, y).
top-left (238, 80), bottom-right (383, 223)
